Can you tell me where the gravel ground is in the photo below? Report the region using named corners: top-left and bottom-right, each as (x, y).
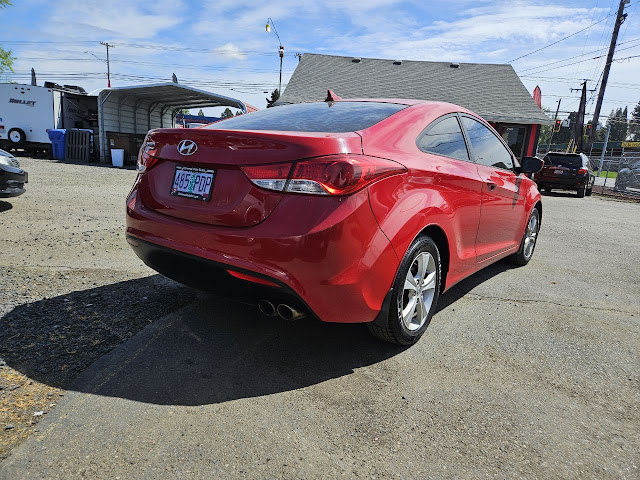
top-left (0, 157), bottom-right (196, 459)
top-left (1, 157), bottom-right (639, 478)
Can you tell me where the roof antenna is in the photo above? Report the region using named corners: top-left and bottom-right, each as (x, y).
top-left (324, 89), bottom-right (342, 102)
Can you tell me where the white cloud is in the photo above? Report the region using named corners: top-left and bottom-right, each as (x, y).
top-left (212, 43), bottom-right (248, 61)
top-left (44, 0), bottom-right (185, 40)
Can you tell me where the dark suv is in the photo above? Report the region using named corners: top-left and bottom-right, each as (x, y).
top-left (535, 152), bottom-right (595, 198)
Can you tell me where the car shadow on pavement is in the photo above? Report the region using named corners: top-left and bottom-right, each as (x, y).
top-left (1, 262), bottom-right (512, 406)
top-left (0, 275), bottom-right (197, 391)
top-left (0, 201), bottom-right (12, 212)
top-left (436, 260), bottom-right (515, 312)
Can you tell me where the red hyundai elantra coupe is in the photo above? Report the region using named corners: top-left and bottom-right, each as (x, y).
top-left (126, 98), bottom-right (543, 345)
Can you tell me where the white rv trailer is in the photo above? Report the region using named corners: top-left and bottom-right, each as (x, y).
top-left (0, 83), bottom-right (64, 148)
top-left (0, 83), bottom-right (97, 150)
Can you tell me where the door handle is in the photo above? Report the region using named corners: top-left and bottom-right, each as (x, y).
top-left (486, 182), bottom-right (497, 190)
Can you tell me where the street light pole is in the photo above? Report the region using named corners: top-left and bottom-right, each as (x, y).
top-left (266, 18), bottom-right (284, 97)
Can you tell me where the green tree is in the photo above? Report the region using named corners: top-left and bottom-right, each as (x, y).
top-left (179, 108), bottom-right (191, 115)
top-left (606, 107), bottom-right (628, 142)
top-left (629, 100), bottom-right (640, 141)
top-left (0, 1), bottom-right (15, 76)
top-left (538, 108), bottom-right (554, 145)
top-left (220, 108), bottom-right (234, 119)
top-left (266, 89), bottom-right (280, 108)
top-left (235, 111), bottom-right (243, 116)
top-left (197, 109), bottom-right (205, 116)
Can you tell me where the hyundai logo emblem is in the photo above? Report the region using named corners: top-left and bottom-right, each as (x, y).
top-left (177, 139), bottom-right (198, 156)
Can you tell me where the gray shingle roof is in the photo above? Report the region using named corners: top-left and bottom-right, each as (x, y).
top-left (279, 54), bottom-right (551, 125)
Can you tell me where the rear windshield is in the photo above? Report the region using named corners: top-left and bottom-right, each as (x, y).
top-left (545, 154), bottom-right (582, 168)
top-left (205, 101), bottom-right (407, 132)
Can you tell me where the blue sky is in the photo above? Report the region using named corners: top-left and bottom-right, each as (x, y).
top-left (1, 0), bottom-right (639, 120)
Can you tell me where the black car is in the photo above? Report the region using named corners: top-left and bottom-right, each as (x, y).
top-left (535, 152), bottom-right (595, 198)
top-left (0, 149), bottom-right (28, 198)
top-left (615, 160), bottom-right (640, 193)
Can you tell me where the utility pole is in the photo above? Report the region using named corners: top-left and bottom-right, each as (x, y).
top-left (586, 0), bottom-right (630, 150)
top-left (570, 81), bottom-right (595, 152)
top-left (546, 98), bottom-right (561, 153)
top-left (100, 41), bottom-right (114, 88)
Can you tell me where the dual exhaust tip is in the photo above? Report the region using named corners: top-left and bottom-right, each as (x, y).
top-left (257, 300), bottom-right (306, 321)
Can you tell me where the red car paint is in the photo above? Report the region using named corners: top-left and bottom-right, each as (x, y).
top-left (126, 99), bottom-right (541, 324)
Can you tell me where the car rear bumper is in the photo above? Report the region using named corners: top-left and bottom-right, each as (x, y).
top-left (126, 234), bottom-right (313, 314)
top-left (125, 187), bottom-right (400, 324)
top-left (535, 177), bottom-right (587, 189)
top-left (0, 167), bottom-right (28, 198)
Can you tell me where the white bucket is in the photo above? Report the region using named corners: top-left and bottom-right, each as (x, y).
top-left (111, 149), bottom-right (124, 168)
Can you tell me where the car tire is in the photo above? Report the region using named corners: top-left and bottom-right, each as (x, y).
top-left (544, 187), bottom-right (551, 194)
top-left (368, 235), bottom-right (441, 346)
top-left (585, 186), bottom-right (593, 196)
top-left (8, 128), bottom-right (26, 146)
top-left (577, 185), bottom-right (585, 198)
top-left (509, 208), bottom-right (540, 266)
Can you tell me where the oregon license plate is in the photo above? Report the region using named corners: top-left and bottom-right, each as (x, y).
top-left (170, 166), bottom-right (215, 201)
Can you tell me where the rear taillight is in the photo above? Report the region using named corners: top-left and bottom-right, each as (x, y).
top-left (240, 162), bottom-right (292, 192)
top-left (241, 155), bottom-right (406, 196)
top-left (577, 168), bottom-right (588, 175)
top-left (137, 139), bottom-right (159, 173)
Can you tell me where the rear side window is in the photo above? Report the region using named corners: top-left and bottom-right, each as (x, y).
top-left (205, 101), bottom-right (407, 132)
top-left (417, 116), bottom-right (469, 162)
top-left (545, 154), bottom-right (581, 168)
top-left (461, 117), bottom-right (514, 170)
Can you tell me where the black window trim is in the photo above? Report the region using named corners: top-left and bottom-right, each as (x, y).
top-left (458, 113), bottom-right (519, 174)
top-left (415, 113), bottom-right (473, 163)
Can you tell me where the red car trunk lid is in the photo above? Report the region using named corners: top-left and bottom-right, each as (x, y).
top-left (137, 128), bottom-right (362, 227)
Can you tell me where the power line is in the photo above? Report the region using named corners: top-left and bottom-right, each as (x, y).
top-left (15, 57), bottom-right (294, 74)
top-left (509, 13), bottom-right (616, 62)
top-left (516, 36), bottom-right (640, 74)
top-left (520, 49), bottom-right (640, 76)
top-left (0, 39), bottom-right (299, 57)
top-left (520, 75), bottom-right (640, 89)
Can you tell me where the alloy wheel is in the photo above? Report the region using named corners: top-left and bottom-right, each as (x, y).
top-left (400, 252), bottom-right (437, 331)
top-left (523, 212), bottom-right (539, 259)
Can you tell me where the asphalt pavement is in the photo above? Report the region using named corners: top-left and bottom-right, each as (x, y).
top-left (1, 160), bottom-right (639, 479)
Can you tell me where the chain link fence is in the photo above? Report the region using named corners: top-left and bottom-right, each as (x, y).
top-left (586, 155), bottom-right (640, 198)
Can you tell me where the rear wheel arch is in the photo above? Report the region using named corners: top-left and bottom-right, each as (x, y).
top-left (534, 201), bottom-right (542, 224)
top-left (414, 224), bottom-right (450, 293)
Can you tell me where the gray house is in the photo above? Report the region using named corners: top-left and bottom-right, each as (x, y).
top-left (278, 54), bottom-right (551, 158)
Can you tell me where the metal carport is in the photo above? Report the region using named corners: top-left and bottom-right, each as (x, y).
top-left (97, 83), bottom-right (247, 163)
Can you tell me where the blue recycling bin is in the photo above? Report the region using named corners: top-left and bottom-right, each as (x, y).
top-left (47, 129), bottom-right (67, 160)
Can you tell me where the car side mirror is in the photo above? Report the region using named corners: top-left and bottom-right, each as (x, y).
top-left (516, 156), bottom-right (544, 175)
